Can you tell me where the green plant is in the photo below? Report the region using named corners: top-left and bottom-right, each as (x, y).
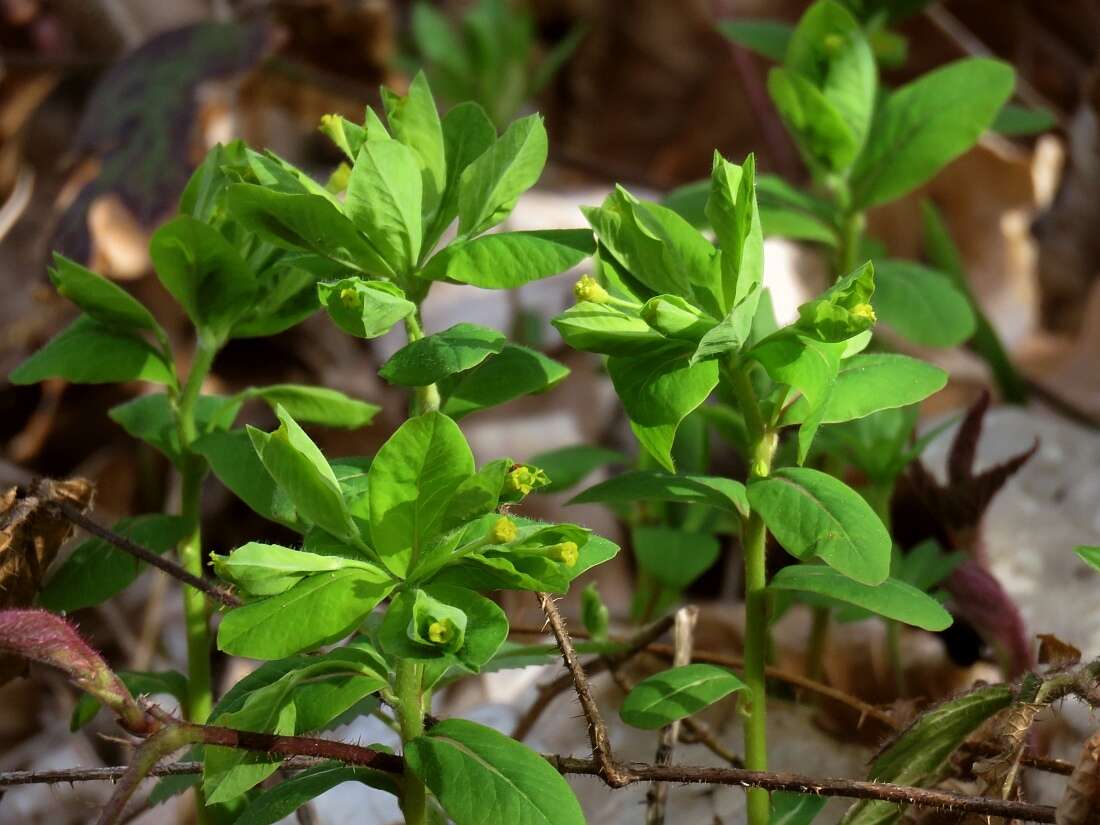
top-left (408, 0), bottom-right (586, 129)
top-left (552, 144), bottom-right (955, 823)
top-left (10, 73), bottom-right (609, 825)
top-left (661, 0), bottom-right (1044, 404)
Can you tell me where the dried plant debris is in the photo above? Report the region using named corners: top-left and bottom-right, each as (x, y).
top-left (51, 22), bottom-right (277, 263)
top-left (0, 476), bottom-right (93, 683)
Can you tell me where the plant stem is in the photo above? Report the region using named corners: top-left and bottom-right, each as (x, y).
top-left (175, 343), bottom-right (217, 726)
top-left (837, 211), bottom-right (865, 276)
top-left (730, 361), bottom-right (776, 825)
top-left (174, 341), bottom-right (218, 824)
top-left (395, 660), bottom-right (427, 825)
top-left (403, 310), bottom-right (440, 415)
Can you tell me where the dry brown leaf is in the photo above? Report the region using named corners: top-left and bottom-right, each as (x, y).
top-left (1038, 634), bottom-right (1083, 669)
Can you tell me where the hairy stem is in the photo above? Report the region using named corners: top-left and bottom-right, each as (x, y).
top-left (395, 660), bottom-right (427, 825)
top-left (730, 361), bottom-right (776, 825)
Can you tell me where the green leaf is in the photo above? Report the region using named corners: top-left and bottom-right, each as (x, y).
top-left (633, 526), bottom-right (720, 590)
top-left (109, 393), bottom-right (241, 464)
top-left (425, 101), bottom-right (497, 250)
top-left (150, 215), bottom-right (256, 341)
top-left (781, 354), bottom-right (946, 426)
top-left (921, 200), bottom-right (1027, 403)
top-left (572, 469), bottom-right (748, 517)
top-left (784, 0), bottom-right (876, 153)
top-left (217, 569), bottom-right (392, 659)
top-left (850, 58), bottom-right (1015, 209)
top-left (439, 344), bottom-right (569, 419)
top-left (871, 260), bottom-right (976, 347)
top-left (440, 458), bottom-right (512, 531)
top-left (717, 19), bottom-right (792, 61)
top-left (1075, 546), bottom-right (1100, 574)
top-left (235, 762), bottom-right (397, 825)
top-left (406, 719), bottom-right (585, 825)
top-left (379, 585), bottom-right (507, 671)
top-left (709, 152), bottom-right (764, 313)
top-left (551, 301), bottom-right (664, 356)
top-left (227, 184), bottom-right (394, 277)
top-left (48, 254), bottom-right (161, 335)
top-left (606, 344), bottom-right (719, 472)
top-left (747, 467), bottom-right (891, 585)
top-left (992, 103), bottom-right (1055, 137)
top-left (581, 582), bottom-right (611, 641)
top-left (319, 114), bottom-right (368, 161)
top-left (770, 565), bottom-right (952, 630)
top-left (794, 261), bottom-right (876, 342)
top-left (247, 384), bottom-right (379, 429)
top-left (620, 664), bottom-right (747, 729)
top-left (252, 406), bottom-right (356, 540)
top-left (379, 322), bottom-right (506, 387)
top-left (527, 445), bottom-right (624, 494)
top-left (840, 685), bottom-right (1013, 825)
top-left (194, 429), bottom-right (300, 529)
top-left (382, 71), bottom-right (446, 222)
top-left (70, 669), bottom-right (187, 731)
top-left (317, 278), bottom-right (415, 339)
top-left (204, 671), bottom-right (299, 803)
top-left (211, 542), bottom-right (383, 596)
top-left (40, 514), bottom-right (190, 612)
top-left (9, 315), bottom-right (174, 386)
top-left (368, 411), bottom-right (475, 577)
top-left (345, 138), bottom-right (423, 275)
top-left (458, 113), bottom-right (547, 237)
top-left (768, 67), bottom-right (859, 174)
top-left (770, 791), bottom-right (827, 825)
top-left (420, 229), bottom-right (593, 288)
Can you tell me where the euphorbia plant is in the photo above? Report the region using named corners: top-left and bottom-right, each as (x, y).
top-left (11, 72), bottom-right (609, 824)
top-left (553, 150), bottom-right (954, 825)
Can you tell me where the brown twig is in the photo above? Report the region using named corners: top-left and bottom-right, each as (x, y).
top-left (535, 592), bottom-right (631, 787)
top-left (53, 500), bottom-right (241, 608)
top-left (511, 613), bottom-right (675, 741)
top-left (18, 754), bottom-right (1060, 822)
top-left (547, 756), bottom-right (1058, 823)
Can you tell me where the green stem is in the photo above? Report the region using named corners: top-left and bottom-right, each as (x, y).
top-left (885, 619), bottom-right (905, 696)
top-left (730, 360), bottom-right (776, 825)
top-left (175, 341), bottom-right (217, 725)
top-left (174, 341), bottom-right (218, 824)
top-left (395, 660), bottom-right (428, 825)
top-left (403, 310), bottom-right (440, 415)
top-left (837, 211), bottom-right (865, 276)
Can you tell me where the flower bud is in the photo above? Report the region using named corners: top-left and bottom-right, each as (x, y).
top-left (408, 590), bottom-right (467, 654)
top-left (574, 275), bottom-right (609, 304)
top-left (640, 295), bottom-right (715, 342)
top-left (428, 619), bottom-right (457, 645)
top-left (339, 287), bottom-right (361, 309)
top-left (504, 465), bottom-right (549, 500)
top-left (851, 303), bottom-right (876, 323)
top-left (545, 541), bottom-right (580, 567)
top-left (489, 516), bottom-right (518, 545)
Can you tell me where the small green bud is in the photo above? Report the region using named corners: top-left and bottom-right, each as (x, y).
top-left (339, 287), bottom-right (361, 309)
top-left (428, 619), bottom-right (456, 645)
top-left (489, 516), bottom-right (518, 545)
top-left (574, 275), bottom-right (609, 304)
top-left (504, 465), bottom-right (549, 500)
top-left (822, 33), bottom-right (845, 54)
top-left (545, 541), bottom-right (580, 567)
top-left (851, 302), bottom-right (876, 323)
top-left (640, 295), bottom-right (715, 342)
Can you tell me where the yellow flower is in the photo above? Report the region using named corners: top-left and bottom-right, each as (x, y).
top-left (573, 275), bottom-right (609, 304)
top-left (489, 516), bottom-right (518, 545)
